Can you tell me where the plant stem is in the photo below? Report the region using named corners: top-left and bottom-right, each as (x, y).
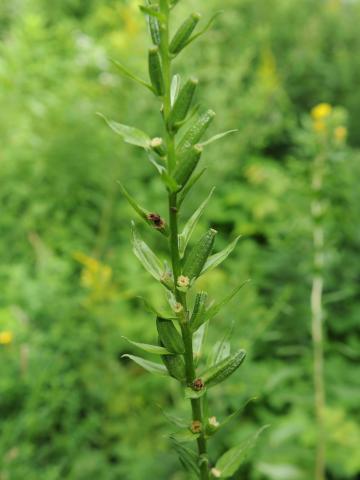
top-left (311, 152), bottom-right (326, 480)
top-left (159, 3), bottom-right (209, 478)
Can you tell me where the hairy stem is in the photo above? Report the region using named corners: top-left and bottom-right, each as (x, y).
top-left (159, 3), bottom-right (209, 478)
top-left (311, 153), bottom-right (326, 480)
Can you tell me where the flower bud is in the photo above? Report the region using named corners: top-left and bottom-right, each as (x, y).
top-left (148, 46), bottom-right (164, 96)
top-left (174, 144), bottom-right (203, 190)
top-left (156, 317), bottom-right (184, 354)
top-left (177, 110), bottom-right (216, 156)
top-left (183, 228), bottom-right (217, 281)
top-left (169, 13), bottom-right (201, 55)
top-left (201, 350), bottom-right (246, 388)
top-left (150, 137), bottom-right (167, 157)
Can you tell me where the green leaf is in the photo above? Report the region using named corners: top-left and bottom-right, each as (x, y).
top-left (199, 130), bottom-right (238, 147)
top-left (171, 74), bottom-right (181, 107)
top-left (202, 280), bottom-right (250, 324)
top-left (178, 187), bottom-right (215, 257)
top-left (209, 321), bottom-right (234, 367)
top-left (158, 406), bottom-right (188, 428)
top-left (215, 426), bottom-right (270, 477)
top-left (184, 386), bottom-right (207, 399)
top-left (122, 337), bottom-right (172, 355)
top-left (201, 236), bottom-right (241, 276)
top-left (208, 397), bottom-right (258, 437)
top-left (111, 59), bottom-right (155, 93)
top-left (171, 428), bottom-right (200, 443)
top-left (139, 4), bottom-right (162, 19)
top-left (98, 113), bottom-right (151, 149)
top-left (132, 222), bottom-right (164, 281)
top-left (193, 321), bottom-right (208, 364)
top-left (122, 354), bottom-right (169, 376)
top-left (178, 167), bottom-right (207, 208)
top-left (161, 170), bottom-right (181, 192)
top-left (138, 297), bottom-right (177, 320)
top-left (170, 438), bottom-right (200, 477)
top-left (182, 11), bottom-right (223, 49)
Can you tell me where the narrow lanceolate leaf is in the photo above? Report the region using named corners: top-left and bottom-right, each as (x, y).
top-left (121, 337), bottom-right (172, 355)
top-left (156, 317), bottom-right (185, 354)
top-left (111, 60), bottom-right (155, 93)
top-left (183, 11), bottom-right (223, 50)
top-left (171, 428), bottom-right (200, 443)
top-left (199, 129), bottom-right (238, 148)
top-left (216, 397), bottom-right (258, 433)
top-left (131, 222), bottom-right (164, 281)
top-left (209, 322), bottom-right (234, 366)
top-left (122, 354), bottom-right (169, 376)
top-left (201, 280), bottom-right (250, 324)
top-left (170, 438), bottom-right (200, 477)
top-left (168, 77), bottom-right (198, 132)
top-left (190, 291), bottom-right (208, 332)
top-left (144, 1), bottom-right (161, 44)
top-left (201, 350), bottom-right (246, 388)
top-left (148, 46), bottom-right (164, 96)
top-left (193, 321), bottom-right (208, 364)
top-left (201, 236), bottom-right (241, 276)
top-left (169, 13), bottom-right (201, 55)
top-left (174, 145), bottom-right (203, 190)
top-left (183, 229), bottom-right (217, 281)
top-left (138, 297), bottom-right (177, 320)
top-left (215, 426), bottom-right (270, 477)
top-left (177, 167), bottom-right (207, 208)
top-left (139, 4), bottom-right (162, 19)
top-left (98, 113), bottom-right (151, 149)
top-left (177, 109), bottom-right (216, 156)
top-left (171, 74), bottom-right (181, 107)
top-left (179, 188), bottom-right (215, 258)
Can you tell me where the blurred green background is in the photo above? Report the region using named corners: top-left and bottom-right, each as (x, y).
top-left (1, 0), bottom-right (360, 478)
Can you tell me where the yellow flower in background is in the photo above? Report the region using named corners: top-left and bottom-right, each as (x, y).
top-left (0, 331), bottom-right (13, 345)
top-left (311, 103), bottom-right (332, 121)
top-left (334, 125), bottom-right (347, 142)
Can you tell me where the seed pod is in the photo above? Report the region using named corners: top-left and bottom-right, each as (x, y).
top-left (168, 77), bottom-right (198, 132)
top-left (183, 229), bottom-right (217, 280)
top-left (190, 291), bottom-right (208, 331)
top-left (148, 46), bottom-right (164, 96)
top-left (169, 13), bottom-right (201, 55)
top-left (201, 350), bottom-right (246, 388)
top-left (177, 110), bottom-right (216, 156)
top-left (156, 317), bottom-right (184, 354)
top-left (162, 353), bottom-right (186, 381)
top-left (173, 145), bottom-right (203, 190)
top-left (150, 137), bottom-right (167, 157)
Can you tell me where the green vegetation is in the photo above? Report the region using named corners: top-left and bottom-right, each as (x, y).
top-left (1, 0), bottom-right (360, 479)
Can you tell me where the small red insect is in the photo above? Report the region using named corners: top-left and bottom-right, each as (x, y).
top-left (147, 213), bottom-right (166, 229)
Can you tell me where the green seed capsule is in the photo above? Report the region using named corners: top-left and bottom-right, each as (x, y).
top-left (183, 229), bottom-right (217, 280)
top-left (190, 291), bottom-right (208, 331)
top-left (162, 353), bottom-right (186, 381)
top-left (168, 77), bottom-right (198, 132)
top-left (150, 137), bottom-right (167, 157)
top-left (156, 317), bottom-right (184, 354)
top-left (147, 13), bottom-right (161, 46)
top-left (174, 145), bottom-right (203, 190)
top-left (169, 13), bottom-right (201, 55)
top-left (177, 110), bottom-right (216, 155)
top-left (148, 46), bottom-right (164, 96)
top-left (201, 350), bottom-right (246, 388)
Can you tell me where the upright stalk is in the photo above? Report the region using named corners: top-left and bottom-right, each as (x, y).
top-left (159, 3), bottom-right (209, 477)
top-left (311, 152), bottom-right (326, 480)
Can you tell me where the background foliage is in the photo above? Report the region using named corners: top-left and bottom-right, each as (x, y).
top-left (1, 0), bottom-right (359, 478)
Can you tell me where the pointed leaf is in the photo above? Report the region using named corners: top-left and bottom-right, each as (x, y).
top-left (219, 397), bottom-right (258, 431)
top-left (139, 4), bottom-right (162, 19)
top-left (161, 170), bottom-right (181, 192)
top-left (138, 297), bottom-right (177, 320)
top-left (202, 280), bottom-right (250, 324)
top-left (98, 113), bottom-right (151, 149)
top-left (215, 426), bottom-right (270, 477)
top-left (182, 11), bottom-right (223, 49)
top-left (178, 168), bottom-right (207, 208)
top-left (158, 406), bottom-right (188, 428)
top-left (170, 438), bottom-right (200, 477)
top-left (179, 188), bottom-right (215, 257)
top-left (132, 222), bottom-right (164, 281)
top-left (122, 337), bottom-right (171, 355)
top-left (171, 74), bottom-right (181, 107)
top-left (122, 354), bottom-right (169, 376)
top-left (171, 428), bottom-right (200, 443)
top-left (209, 321), bottom-right (234, 367)
top-left (193, 321), bottom-right (208, 364)
top-left (111, 59), bottom-right (155, 93)
top-left (199, 130), bottom-right (238, 147)
top-left (201, 236), bottom-right (241, 276)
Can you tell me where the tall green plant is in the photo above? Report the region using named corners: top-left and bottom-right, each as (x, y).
top-left (100, 1), bottom-right (264, 477)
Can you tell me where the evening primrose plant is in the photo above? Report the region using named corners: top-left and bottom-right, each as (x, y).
top-left (100, 1), bottom-right (265, 478)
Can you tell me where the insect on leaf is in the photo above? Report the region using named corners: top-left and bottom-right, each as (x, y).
top-left (122, 354), bottom-right (169, 376)
top-left (98, 113), bottom-right (151, 149)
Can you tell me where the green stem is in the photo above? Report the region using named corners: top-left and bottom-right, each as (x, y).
top-left (159, 3), bottom-right (209, 478)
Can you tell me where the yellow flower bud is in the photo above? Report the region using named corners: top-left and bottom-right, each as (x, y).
top-left (177, 275), bottom-right (190, 288)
